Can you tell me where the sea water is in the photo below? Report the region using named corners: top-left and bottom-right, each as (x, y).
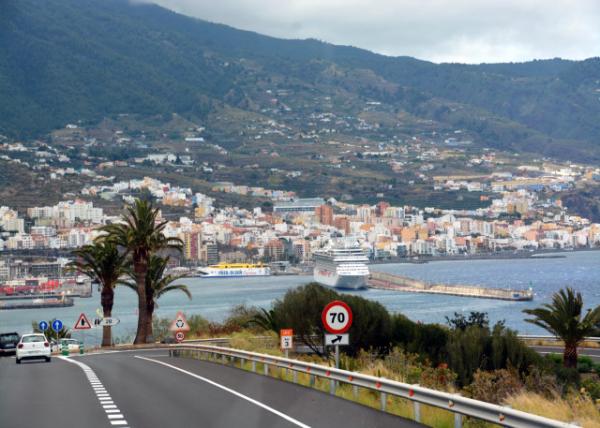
top-left (1, 250), bottom-right (599, 344)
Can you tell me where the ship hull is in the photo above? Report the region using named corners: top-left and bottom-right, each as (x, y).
top-left (314, 269), bottom-right (368, 290)
top-left (195, 267), bottom-right (271, 278)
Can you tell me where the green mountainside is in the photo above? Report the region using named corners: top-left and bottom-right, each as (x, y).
top-left (1, 0), bottom-right (599, 160)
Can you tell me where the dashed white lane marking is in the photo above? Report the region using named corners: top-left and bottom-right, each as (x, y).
top-left (60, 357), bottom-right (130, 427)
top-left (134, 355), bottom-right (311, 428)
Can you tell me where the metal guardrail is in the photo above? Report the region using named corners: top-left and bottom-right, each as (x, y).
top-left (518, 335), bottom-right (600, 343)
top-left (169, 344), bottom-right (577, 428)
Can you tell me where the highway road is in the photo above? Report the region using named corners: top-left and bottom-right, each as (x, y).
top-left (531, 345), bottom-right (600, 362)
top-left (0, 350), bottom-right (423, 428)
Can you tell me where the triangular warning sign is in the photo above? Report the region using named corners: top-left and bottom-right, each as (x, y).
top-left (169, 311), bottom-right (190, 332)
top-left (73, 313), bottom-right (92, 330)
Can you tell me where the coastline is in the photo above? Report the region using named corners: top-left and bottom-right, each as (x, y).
top-left (367, 247), bottom-right (597, 265)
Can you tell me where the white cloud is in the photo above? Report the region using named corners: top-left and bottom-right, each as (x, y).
top-left (144, 0), bottom-right (600, 63)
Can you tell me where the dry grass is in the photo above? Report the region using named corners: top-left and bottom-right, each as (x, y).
top-left (505, 392), bottom-right (600, 428)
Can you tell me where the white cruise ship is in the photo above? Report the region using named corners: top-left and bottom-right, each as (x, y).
top-left (313, 240), bottom-right (370, 289)
top-left (196, 263), bottom-right (271, 278)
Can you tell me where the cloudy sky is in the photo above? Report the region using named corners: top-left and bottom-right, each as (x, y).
top-left (147, 0), bottom-right (600, 64)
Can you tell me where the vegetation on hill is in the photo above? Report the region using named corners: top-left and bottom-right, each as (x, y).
top-left (2, 0), bottom-right (600, 160)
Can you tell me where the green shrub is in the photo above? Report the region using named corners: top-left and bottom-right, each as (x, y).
top-left (577, 356), bottom-right (595, 373)
top-left (581, 377), bottom-right (600, 400)
top-left (465, 369), bottom-right (523, 404)
top-left (419, 363), bottom-right (457, 391)
top-left (407, 323), bottom-right (448, 366)
top-left (273, 282), bottom-right (392, 356)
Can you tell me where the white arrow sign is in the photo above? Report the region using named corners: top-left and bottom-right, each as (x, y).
top-left (98, 317), bottom-right (120, 327)
top-left (325, 333), bottom-right (349, 346)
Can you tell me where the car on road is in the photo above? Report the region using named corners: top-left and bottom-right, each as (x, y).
top-left (16, 333), bottom-right (51, 363)
top-left (0, 332), bottom-right (20, 356)
top-left (51, 338), bottom-right (82, 353)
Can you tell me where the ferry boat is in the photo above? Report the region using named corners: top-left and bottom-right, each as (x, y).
top-left (313, 240), bottom-right (370, 290)
top-left (195, 263), bottom-right (271, 278)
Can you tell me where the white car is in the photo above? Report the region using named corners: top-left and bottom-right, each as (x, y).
top-left (16, 333), bottom-right (51, 364)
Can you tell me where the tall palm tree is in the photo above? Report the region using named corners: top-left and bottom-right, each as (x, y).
top-left (123, 255), bottom-right (191, 340)
top-left (523, 287), bottom-right (600, 368)
top-left (102, 199), bottom-right (182, 344)
top-left (69, 240), bottom-right (127, 347)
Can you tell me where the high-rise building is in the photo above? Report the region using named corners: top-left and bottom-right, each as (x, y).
top-left (315, 204), bottom-right (333, 225)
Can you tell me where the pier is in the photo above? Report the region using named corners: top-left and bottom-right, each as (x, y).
top-left (368, 271), bottom-right (533, 301)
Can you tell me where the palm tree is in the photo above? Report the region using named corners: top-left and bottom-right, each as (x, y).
top-left (102, 199), bottom-right (182, 344)
top-left (248, 308), bottom-right (279, 333)
top-left (123, 255), bottom-right (191, 340)
top-left (69, 241), bottom-right (127, 347)
top-left (523, 287), bottom-right (600, 368)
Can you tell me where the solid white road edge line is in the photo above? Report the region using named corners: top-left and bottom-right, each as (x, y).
top-left (134, 355), bottom-right (311, 428)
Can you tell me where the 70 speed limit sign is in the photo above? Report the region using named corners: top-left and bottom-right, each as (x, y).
top-left (322, 300), bottom-right (353, 334)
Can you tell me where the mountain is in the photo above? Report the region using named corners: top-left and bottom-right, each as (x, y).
top-left (1, 0), bottom-right (600, 160)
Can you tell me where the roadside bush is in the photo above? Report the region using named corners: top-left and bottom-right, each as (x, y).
top-left (465, 369), bottom-right (523, 404)
top-left (186, 314), bottom-right (210, 336)
top-left (419, 363), bottom-right (457, 392)
top-left (223, 304), bottom-right (262, 331)
top-left (383, 347), bottom-right (423, 384)
top-left (556, 366), bottom-right (581, 393)
top-left (390, 313), bottom-right (416, 345)
top-left (581, 377), bottom-right (600, 400)
top-left (273, 283), bottom-right (392, 356)
top-left (577, 356), bottom-right (595, 373)
top-left (446, 322), bottom-right (540, 386)
top-left (407, 323), bottom-right (448, 366)
top-left (524, 366), bottom-right (560, 399)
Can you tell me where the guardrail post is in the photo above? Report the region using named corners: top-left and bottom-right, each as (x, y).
top-left (264, 363), bottom-right (269, 375)
top-left (252, 361), bottom-right (256, 372)
top-left (329, 379), bottom-right (335, 395)
top-left (222, 354), bottom-right (226, 364)
top-left (168, 349), bottom-right (172, 357)
top-left (309, 374), bottom-right (315, 387)
top-left (380, 392), bottom-right (387, 411)
top-left (352, 385), bottom-right (358, 399)
top-left (413, 402), bottom-right (421, 423)
top-left (293, 370), bottom-right (297, 384)
top-left (454, 412), bottom-right (462, 428)
top-left (240, 358), bottom-right (245, 369)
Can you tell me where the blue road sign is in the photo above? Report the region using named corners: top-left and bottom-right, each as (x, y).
top-left (38, 321), bottom-right (49, 331)
top-left (52, 319), bottom-right (63, 332)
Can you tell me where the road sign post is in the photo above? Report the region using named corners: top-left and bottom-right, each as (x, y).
top-left (170, 311), bottom-right (190, 343)
top-left (322, 301), bottom-right (353, 370)
top-left (51, 319), bottom-right (63, 342)
top-left (73, 313), bottom-right (91, 330)
top-left (280, 329), bottom-right (293, 360)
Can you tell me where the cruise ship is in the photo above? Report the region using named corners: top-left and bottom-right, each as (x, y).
top-left (195, 263), bottom-right (271, 278)
top-left (313, 241), bottom-right (370, 289)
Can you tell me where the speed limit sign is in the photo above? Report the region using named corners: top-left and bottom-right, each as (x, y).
top-left (175, 331), bottom-right (185, 343)
top-left (322, 300), bottom-right (353, 334)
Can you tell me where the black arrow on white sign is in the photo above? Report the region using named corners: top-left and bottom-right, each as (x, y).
top-left (331, 335), bottom-right (342, 344)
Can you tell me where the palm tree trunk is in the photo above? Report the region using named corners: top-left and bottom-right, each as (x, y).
top-left (133, 256), bottom-right (148, 344)
top-left (100, 286), bottom-right (114, 347)
top-left (564, 342), bottom-right (578, 368)
top-left (145, 294), bottom-right (155, 343)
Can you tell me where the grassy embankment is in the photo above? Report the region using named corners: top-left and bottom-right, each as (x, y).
top-left (179, 330), bottom-right (600, 428)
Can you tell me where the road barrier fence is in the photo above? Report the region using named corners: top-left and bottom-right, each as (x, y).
top-left (169, 343), bottom-right (578, 428)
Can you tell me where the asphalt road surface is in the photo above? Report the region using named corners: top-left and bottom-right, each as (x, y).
top-left (531, 345), bottom-right (600, 362)
top-left (0, 350), bottom-right (424, 428)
